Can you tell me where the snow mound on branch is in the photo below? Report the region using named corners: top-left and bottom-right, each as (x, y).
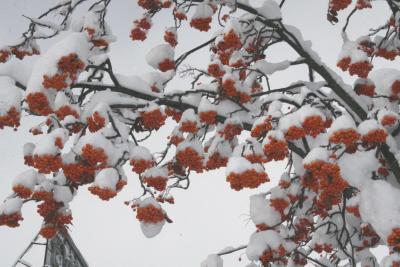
top-left (76, 132), bottom-right (114, 157)
top-left (53, 185), bottom-right (74, 204)
top-left (226, 156), bottom-right (252, 174)
top-left (129, 145), bottom-right (153, 161)
top-left (249, 194), bottom-right (281, 227)
top-left (338, 150), bottom-right (378, 188)
top-left (253, 60), bottom-right (290, 75)
top-left (360, 180), bottom-right (400, 243)
top-left (256, 0), bottom-right (282, 20)
top-left (0, 77), bottom-right (22, 115)
top-left (142, 166), bottom-right (168, 179)
top-left (298, 105), bottom-right (325, 122)
top-left (27, 32), bottom-right (90, 93)
top-left (201, 254), bottom-right (223, 267)
top-left (93, 168), bottom-right (119, 191)
top-left (303, 147), bottom-right (329, 165)
top-left (114, 74), bottom-right (153, 95)
top-left (198, 97), bottom-right (216, 113)
top-left (177, 139), bottom-right (204, 154)
top-left (381, 253), bottom-right (400, 267)
top-left (329, 114), bottom-right (356, 133)
top-left (0, 198), bottom-right (23, 215)
top-left (180, 108), bottom-right (198, 123)
top-left (358, 119), bottom-right (385, 135)
top-left (13, 170), bottom-right (39, 190)
top-left (139, 197), bottom-right (166, 238)
top-left (33, 128), bottom-right (69, 156)
top-left (192, 3), bottom-right (214, 19)
top-left (369, 68), bottom-right (400, 97)
top-left (145, 44), bottom-right (174, 70)
top-left (338, 40), bottom-right (368, 63)
top-left (0, 60), bottom-right (32, 87)
top-left (246, 230), bottom-right (288, 261)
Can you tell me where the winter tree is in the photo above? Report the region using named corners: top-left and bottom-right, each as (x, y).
top-left (1, 0), bottom-right (400, 266)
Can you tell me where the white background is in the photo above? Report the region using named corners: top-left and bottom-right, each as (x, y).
top-left (0, 0), bottom-right (395, 266)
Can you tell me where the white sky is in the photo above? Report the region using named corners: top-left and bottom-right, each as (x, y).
top-left (0, 0), bottom-right (396, 266)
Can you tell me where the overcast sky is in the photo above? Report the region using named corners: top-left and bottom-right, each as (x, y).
top-left (0, 0), bottom-right (396, 266)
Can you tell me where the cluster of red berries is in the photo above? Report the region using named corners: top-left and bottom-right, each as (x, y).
top-left (140, 108), bottom-right (167, 130)
top-left (251, 117), bottom-right (273, 138)
top-left (205, 152), bottom-right (228, 170)
top-left (26, 92), bottom-right (53, 116)
top-left (303, 161), bottom-right (348, 212)
top-left (0, 106), bottom-right (20, 130)
top-left (0, 212), bottom-right (23, 228)
top-left (226, 168), bottom-right (269, 191)
top-left (87, 111), bottom-right (106, 132)
top-left (259, 244), bottom-right (287, 266)
top-left (136, 204), bottom-right (165, 223)
top-left (176, 147), bottom-right (203, 173)
top-left (337, 57), bottom-right (373, 78)
top-left (33, 154), bottom-right (62, 174)
top-left (42, 53), bottom-right (85, 91)
top-left (263, 137), bottom-right (289, 162)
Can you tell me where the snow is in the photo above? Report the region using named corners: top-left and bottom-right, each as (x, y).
top-left (145, 44), bottom-right (174, 70)
top-left (140, 221), bottom-right (166, 239)
top-left (0, 59), bottom-right (33, 87)
top-left (256, 0), bottom-right (282, 20)
top-left (360, 180), bottom-right (400, 243)
top-left (329, 114), bottom-right (356, 133)
top-left (142, 166), bottom-right (168, 179)
top-left (0, 197), bottom-right (23, 215)
top-left (34, 179), bottom-right (54, 193)
top-left (249, 194), bottom-right (281, 227)
top-left (381, 253), bottom-right (400, 267)
top-left (226, 156), bottom-right (252, 174)
top-left (0, 77), bottom-right (22, 114)
top-left (55, 92), bottom-right (74, 109)
top-left (370, 68), bottom-right (400, 98)
top-left (338, 150), bottom-right (379, 188)
top-left (93, 168), bottom-right (119, 191)
top-left (279, 112), bottom-right (301, 132)
top-left (23, 143), bottom-right (35, 156)
top-left (246, 230), bottom-right (283, 261)
top-left (138, 197), bottom-right (165, 238)
top-left (180, 108), bottom-right (198, 123)
top-left (76, 132), bottom-right (114, 159)
top-left (201, 254), bottom-right (223, 267)
top-left (303, 147), bottom-right (329, 165)
top-left (53, 185), bottom-right (74, 205)
top-left (114, 74), bottom-right (153, 95)
top-left (252, 60), bottom-right (290, 76)
top-left (177, 140), bottom-right (204, 155)
top-left (26, 32), bottom-right (90, 94)
top-left (191, 3), bottom-right (214, 19)
top-left (207, 136), bottom-right (233, 158)
top-left (338, 39), bottom-right (368, 63)
top-left (142, 71), bottom-right (168, 92)
top-left (198, 98), bottom-right (216, 113)
top-left (92, 102), bottom-right (109, 120)
top-left (129, 145), bottom-right (153, 161)
top-left (264, 130), bottom-right (285, 142)
top-left (378, 109), bottom-right (398, 126)
top-left (55, 171), bottom-right (67, 186)
top-left (12, 170), bottom-right (39, 189)
top-left (33, 136), bottom-right (59, 156)
top-left (298, 105), bottom-right (325, 122)
top-left (358, 119), bottom-right (384, 136)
